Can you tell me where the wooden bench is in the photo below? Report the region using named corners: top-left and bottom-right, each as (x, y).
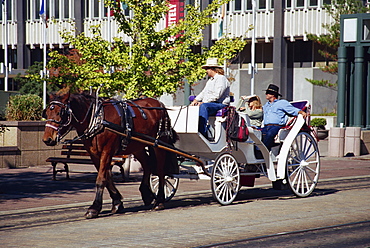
top-left (46, 140), bottom-right (129, 181)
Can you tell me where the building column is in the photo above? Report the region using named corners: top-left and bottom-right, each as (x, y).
top-left (273, 0), bottom-right (288, 99)
top-left (354, 45), bottom-right (364, 127)
top-left (16, 0), bottom-right (27, 69)
top-left (337, 46), bottom-right (347, 127)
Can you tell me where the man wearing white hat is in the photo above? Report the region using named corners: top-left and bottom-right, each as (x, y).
top-left (190, 58), bottom-right (230, 139)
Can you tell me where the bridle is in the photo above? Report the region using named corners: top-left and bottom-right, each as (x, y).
top-left (44, 100), bottom-right (94, 142)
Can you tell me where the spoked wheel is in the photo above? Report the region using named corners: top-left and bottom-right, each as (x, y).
top-left (286, 132), bottom-right (320, 197)
top-left (211, 153), bottom-right (240, 205)
top-left (150, 174), bottom-right (179, 202)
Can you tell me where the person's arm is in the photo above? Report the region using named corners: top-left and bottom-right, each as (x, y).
top-left (235, 99), bottom-right (246, 111)
top-left (244, 108), bottom-right (263, 119)
top-left (282, 101), bottom-right (307, 118)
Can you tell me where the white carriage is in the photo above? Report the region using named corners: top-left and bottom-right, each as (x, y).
top-left (150, 101), bottom-right (321, 206)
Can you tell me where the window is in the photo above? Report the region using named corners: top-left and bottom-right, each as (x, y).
top-left (6, 0), bottom-right (12, 20)
top-left (258, 0), bottom-right (266, 9)
top-left (297, 0), bottom-right (304, 7)
top-left (235, 0), bottom-right (242, 11)
top-left (54, 0), bottom-right (60, 19)
top-left (309, 0), bottom-right (318, 6)
top-left (93, 0), bottom-right (99, 18)
top-left (35, 0), bottom-right (41, 19)
top-left (246, 0), bottom-right (252, 10)
top-left (64, 0), bottom-right (69, 18)
top-left (286, 0), bottom-right (292, 8)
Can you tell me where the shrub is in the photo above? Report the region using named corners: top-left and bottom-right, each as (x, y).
top-left (311, 118), bottom-right (327, 128)
top-left (5, 94), bottom-right (43, 121)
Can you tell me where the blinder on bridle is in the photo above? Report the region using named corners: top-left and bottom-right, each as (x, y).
top-left (43, 101), bottom-right (73, 142)
top-left (43, 101), bottom-right (71, 124)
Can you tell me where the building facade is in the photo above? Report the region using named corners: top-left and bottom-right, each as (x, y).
top-left (0, 0), bottom-right (348, 113)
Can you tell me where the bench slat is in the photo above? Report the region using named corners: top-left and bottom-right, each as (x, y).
top-left (46, 157), bottom-right (94, 164)
top-left (61, 151), bottom-right (90, 156)
top-left (62, 145), bottom-right (85, 150)
top-left (47, 141), bottom-right (130, 180)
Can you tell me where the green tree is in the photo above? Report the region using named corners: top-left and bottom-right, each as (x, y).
top-left (306, 0), bottom-right (368, 89)
top-left (14, 61), bottom-right (60, 97)
top-left (47, 0), bottom-right (247, 98)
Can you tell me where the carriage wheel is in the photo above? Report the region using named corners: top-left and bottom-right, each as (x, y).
top-left (211, 153), bottom-right (240, 205)
top-left (286, 132), bottom-right (320, 197)
top-left (150, 174), bottom-right (179, 202)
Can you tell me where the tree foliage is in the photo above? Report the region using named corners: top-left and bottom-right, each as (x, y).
top-left (306, 0), bottom-right (368, 89)
top-left (46, 0), bottom-right (247, 98)
top-left (14, 61), bottom-right (59, 97)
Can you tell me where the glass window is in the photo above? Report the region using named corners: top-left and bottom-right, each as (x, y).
top-left (55, 0), bottom-right (60, 19)
top-left (246, 0), bottom-right (252, 10)
top-left (323, 0), bottom-right (331, 5)
top-left (64, 0), bottom-right (69, 18)
top-left (85, 0), bottom-right (90, 18)
top-left (35, 0), bottom-right (41, 19)
top-left (6, 0), bottom-right (12, 20)
top-left (309, 0), bottom-right (318, 6)
top-left (258, 0), bottom-right (266, 9)
top-left (93, 0), bottom-right (99, 18)
top-left (234, 0), bottom-right (242, 11)
top-left (270, 0), bottom-right (274, 9)
top-left (297, 0), bottom-right (304, 7)
top-left (286, 0), bottom-right (292, 8)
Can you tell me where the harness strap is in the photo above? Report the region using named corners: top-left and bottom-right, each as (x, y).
top-left (45, 123), bottom-right (58, 131)
top-left (126, 100), bottom-right (147, 120)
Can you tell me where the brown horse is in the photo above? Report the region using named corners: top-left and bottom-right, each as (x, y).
top-left (42, 91), bottom-right (178, 218)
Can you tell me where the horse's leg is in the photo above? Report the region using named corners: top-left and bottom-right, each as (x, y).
top-left (105, 169), bottom-right (124, 214)
top-left (152, 148), bottom-right (166, 210)
top-left (85, 154), bottom-right (119, 218)
top-left (134, 149), bottom-right (155, 206)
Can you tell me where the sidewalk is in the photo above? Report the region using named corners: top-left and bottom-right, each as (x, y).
top-left (1, 143), bottom-right (370, 213)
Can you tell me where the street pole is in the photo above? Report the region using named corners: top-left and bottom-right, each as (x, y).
top-left (3, 0), bottom-right (8, 91)
top-left (39, 0), bottom-right (47, 109)
top-left (250, 0), bottom-right (256, 95)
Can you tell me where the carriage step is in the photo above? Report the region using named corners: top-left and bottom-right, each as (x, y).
top-left (272, 179), bottom-right (290, 190)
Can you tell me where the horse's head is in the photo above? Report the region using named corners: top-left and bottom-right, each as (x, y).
top-left (42, 92), bottom-right (72, 146)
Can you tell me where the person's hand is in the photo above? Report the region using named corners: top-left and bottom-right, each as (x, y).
top-left (190, 100), bottom-right (202, 106)
top-left (241, 95), bottom-right (257, 101)
top-left (298, 110), bottom-right (307, 118)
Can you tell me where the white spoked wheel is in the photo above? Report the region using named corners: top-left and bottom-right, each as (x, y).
top-left (211, 153), bottom-right (240, 205)
top-left (286, 132), bottom-right (320, 197)
top-left (150, 174), bottom-right (179, 202)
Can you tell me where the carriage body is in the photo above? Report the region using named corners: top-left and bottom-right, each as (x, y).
top-left (159, 100), bottom-right (321, 205)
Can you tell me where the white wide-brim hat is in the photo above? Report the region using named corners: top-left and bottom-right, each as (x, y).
top-left (201, 58), bottom-right (223, 69)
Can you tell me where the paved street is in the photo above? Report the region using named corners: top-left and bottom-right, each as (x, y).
top-left (0, 146), bottom-right (370, 247)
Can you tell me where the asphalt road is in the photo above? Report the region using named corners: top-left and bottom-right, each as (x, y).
top-left (0, 173), bottom-right (369, 247)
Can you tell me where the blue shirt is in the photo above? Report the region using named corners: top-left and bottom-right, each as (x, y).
top-left (263, 99), bottom-right (300, 125)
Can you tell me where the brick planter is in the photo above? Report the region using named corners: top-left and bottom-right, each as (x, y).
top-left (0, 121), bottom-right (76, 168)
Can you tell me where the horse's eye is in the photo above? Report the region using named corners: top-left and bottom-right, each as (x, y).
top-left (50, 105), bottom-right (55, 110)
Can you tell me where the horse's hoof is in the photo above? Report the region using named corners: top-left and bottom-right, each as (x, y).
top-left (153, 203), bottom-right (165, 211)
top-left (85, 209), bottom-right (100, 219)
top-left (111, 202), bottom-right (124, 214)
top-left (140, 187), bottom-right (155, 206)
top-left (143, 197), bottom-right (154, 206)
